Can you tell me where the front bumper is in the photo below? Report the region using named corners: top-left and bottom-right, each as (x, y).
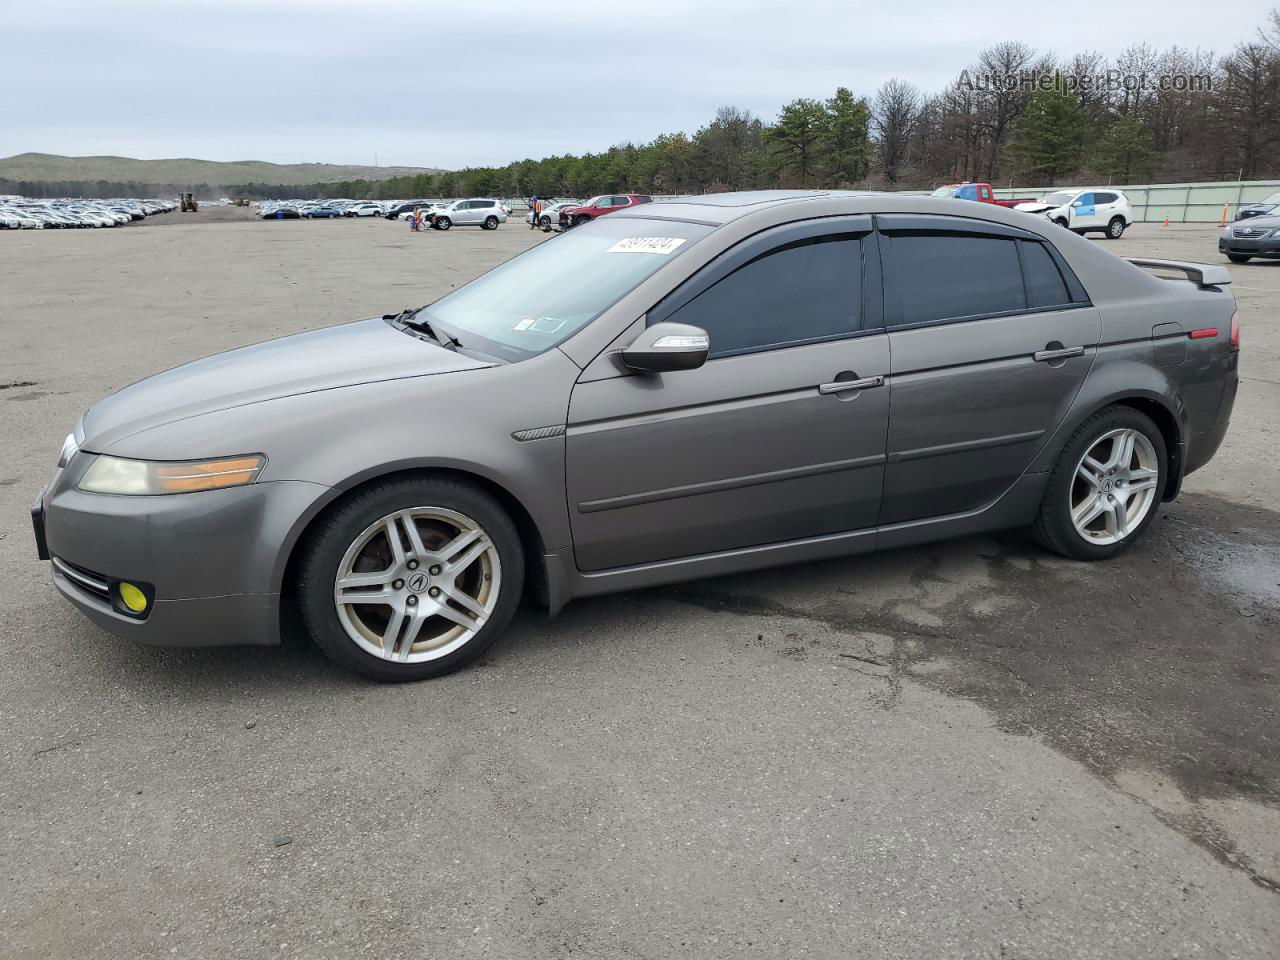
top-left (37, 472), bottom-right (330, 648)
top-left (1219, 235), bottom-right (1280, 258)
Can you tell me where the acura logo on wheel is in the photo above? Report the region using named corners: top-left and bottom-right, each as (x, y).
top-left (406, 572), bottom-right (429, 594)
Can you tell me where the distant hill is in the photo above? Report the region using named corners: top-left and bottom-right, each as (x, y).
top-left (0, 153), bottom-right (443, 187)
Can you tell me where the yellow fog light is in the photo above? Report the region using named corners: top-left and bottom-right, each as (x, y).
top-left (118, 582), bottom-right (148, 614)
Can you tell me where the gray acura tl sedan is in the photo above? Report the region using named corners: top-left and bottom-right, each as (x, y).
top-left (34, 191), bottom-right (1239, 681)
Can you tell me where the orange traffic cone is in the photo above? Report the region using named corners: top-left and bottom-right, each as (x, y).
top-left (1220, 202), bottom-right (1230, 226)
top-left (1163, 216), bottom-right (1169, 227)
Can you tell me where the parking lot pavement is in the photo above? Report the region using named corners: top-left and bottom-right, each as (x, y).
top-left (1, 214), bottom-right (1277, 958)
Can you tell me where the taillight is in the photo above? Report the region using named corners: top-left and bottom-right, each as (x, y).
top-left (1230, 311), bottom-right (1241, 351)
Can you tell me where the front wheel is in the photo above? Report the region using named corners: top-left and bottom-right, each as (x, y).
top-left (483, 216), bottom-right (499, 230)
top-left (1033, 406), bottom-right (1166, 561)
top-left (434, 216), bottom-right (451, 231)
top-left (1105, 216), bottom-right (1126, 239)
top-left (297, 476), bottom-right (524, 681)
top-left (574, 215), bottom-right (591, 227)
top-left (1054, 217), bottom-right (1069, 228)
top-left (1227, 253), bottom-right (1253, 264)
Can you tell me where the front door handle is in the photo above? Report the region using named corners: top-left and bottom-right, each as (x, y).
top-left (819, 375), bottom-right (884, 395)
top-left (1033, 345), bottom-right (1085, 363)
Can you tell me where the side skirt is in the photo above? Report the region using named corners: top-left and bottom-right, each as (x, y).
top-left (541, 472), bottom-right (1050, 616)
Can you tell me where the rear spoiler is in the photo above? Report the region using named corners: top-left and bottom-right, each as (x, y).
top-left (1126, 258), bottom-right (1232, 289)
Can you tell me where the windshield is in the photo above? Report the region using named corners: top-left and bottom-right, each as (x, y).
top-left (1260, 191), bottom-right (1280, 206)
top-left (422, 216), bottom-right (712, 362)
top-left (1043, 191), bottom-right (1077, 206)
top-left (931, 186), bottom-right (958, 198)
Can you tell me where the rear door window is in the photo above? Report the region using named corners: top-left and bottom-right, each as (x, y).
top-left (884, 232), bottom-right (1025, 326)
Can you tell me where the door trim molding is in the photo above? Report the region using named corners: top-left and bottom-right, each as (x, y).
top-left (888, 429), bottom-right (1045, 464)
top-left (577, 453), bottom-right (887, 514)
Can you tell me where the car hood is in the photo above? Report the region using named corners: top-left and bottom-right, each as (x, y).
top-left (82, 317), bottom-right (492, 452)
top-left (1013, 201), bottom-right (1057, 213)
top-left (1228, 215), bottom-right (1280, 229)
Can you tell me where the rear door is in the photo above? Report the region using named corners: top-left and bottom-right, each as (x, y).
top-left (877, 215), bottom-right (1100, 525)
top-left (1092, 191), bottom-right (1120, 224)
top-left (566, 217), bottom-right (890, 571)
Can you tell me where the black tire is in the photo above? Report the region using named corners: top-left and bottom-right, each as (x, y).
top-left (1054, 217), bottom-right (1069, 228)
top-left (297, 476), bottom-right (525, 682)
top-left (539, 215), bottom-right (551, 228)
top-left (435, 216), bottom-right (451, 231)
top-left (575, 215), bottom-right (591, 227)
top-left (1033, 405), bottom-right (1167, 561)
top-left (1105, 216), bottom-right (1126, 239)
top-left (1227, 253), bottom-right (1253, 264)
top-left (483, 216), bottom-right (499, 230)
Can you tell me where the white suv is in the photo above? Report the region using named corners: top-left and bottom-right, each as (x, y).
top-left (1015, 189), bottom-right (1133, 239)
top-left (431, 198), bottom-right (507, 231)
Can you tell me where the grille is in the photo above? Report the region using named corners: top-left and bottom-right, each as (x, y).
top-left (52, 556), bottom-right (112, 607)
top-left (1232, 226), bottom-right (1266, 238)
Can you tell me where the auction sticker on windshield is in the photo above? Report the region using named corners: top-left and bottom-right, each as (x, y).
top-left (606, 237), bottom-right (688, 255)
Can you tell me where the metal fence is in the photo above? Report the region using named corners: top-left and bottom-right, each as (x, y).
top-left (991, 180), bottom-right (1280, 223)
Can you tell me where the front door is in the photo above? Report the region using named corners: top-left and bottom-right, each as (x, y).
top-left (566, 219), bottom-right (890, 572)
top-left (1069, 192), bottom-right (1103, 229)
top-left (876, 216), bottom-right (1101, 525)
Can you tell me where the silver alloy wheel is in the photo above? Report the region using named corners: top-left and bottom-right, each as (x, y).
top-left (333, 506), bottom-right (501, 663)
top-left (1070, 428), bottom-right (1160, 545)
top-left (1108, 218), bottom-right (1124, 238)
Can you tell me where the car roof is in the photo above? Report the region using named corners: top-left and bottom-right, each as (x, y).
top-left (612, 189), bottom-right (886, 225)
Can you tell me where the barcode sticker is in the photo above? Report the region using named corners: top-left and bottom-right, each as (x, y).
top-left (606, 237), bottom-right (688, 255)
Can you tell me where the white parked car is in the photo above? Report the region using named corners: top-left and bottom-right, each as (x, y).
top-left (345, 203), bottom-right (384, 218)
top-left (526, 201), bottom-right (577, 229)
top-left (430, 198), bottom-right (507, 230)
top-left (1014, 189), bottom-right (1133, 239)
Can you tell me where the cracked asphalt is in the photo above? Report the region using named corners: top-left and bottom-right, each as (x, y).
top-left (1, 208), bottom-right (1277, 958)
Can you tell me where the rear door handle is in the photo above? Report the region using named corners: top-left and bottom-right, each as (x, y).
top-left (1033, 346), bottom-right (1085, 363)
top-left (819, 375), bottom-right (884, 395)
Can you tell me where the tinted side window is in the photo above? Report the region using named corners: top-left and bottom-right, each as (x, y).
top-left (958, 184), bottom-right (978, 200)
top-left (887, 233), bottom-right (1025, 326)
top-left (669, 236), bottom-right (862, 358)
top-left (612, 196), bottom-right (631, 206)
top-left (1021, 241), bottom-right (1071, 308)
top-left (1093, 192), bottom-right (1116, 205)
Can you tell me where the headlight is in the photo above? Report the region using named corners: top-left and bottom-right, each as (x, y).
top-left (78, 454), bottom-right (266, 495)
top-left (57, 433), bottom-right (79, 468)
top-left (1270, 228), bottom-right (1280, 238)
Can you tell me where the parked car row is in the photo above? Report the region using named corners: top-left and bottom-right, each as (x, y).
top-left (0, 195), bottom-right (176, 229)
top-left (254, 197), bottom-right (516, 230)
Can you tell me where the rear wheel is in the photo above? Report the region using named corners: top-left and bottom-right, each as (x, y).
top-left (539, 215), bottom-right (551, 227)
top-left (297, 476), bottom-right (524, 681)
top-left (1227, 253), bottom-right (1253, 264)
top-left (1105, 216), bottom-right (1126, 239)
top-left (1033, 406), bottom-right (1166, 561)
top-left (483, 215), bottom-right (499, 230)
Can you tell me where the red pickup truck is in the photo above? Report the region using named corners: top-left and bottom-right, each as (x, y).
top-left (931, 183), bottom-right (1038, 208)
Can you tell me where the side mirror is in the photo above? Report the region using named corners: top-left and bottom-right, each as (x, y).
top-left (621, 322), bottom-right (709, 373)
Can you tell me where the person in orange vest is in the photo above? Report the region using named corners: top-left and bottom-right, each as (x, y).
top-left (529, 195), bottom-right (541, 230)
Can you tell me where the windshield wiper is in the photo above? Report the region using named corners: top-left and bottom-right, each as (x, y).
top-left (384, 307), bottom-right (463, 350)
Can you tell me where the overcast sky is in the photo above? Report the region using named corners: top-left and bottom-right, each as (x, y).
top-left (5, 0), bottom-right (1271, 170)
